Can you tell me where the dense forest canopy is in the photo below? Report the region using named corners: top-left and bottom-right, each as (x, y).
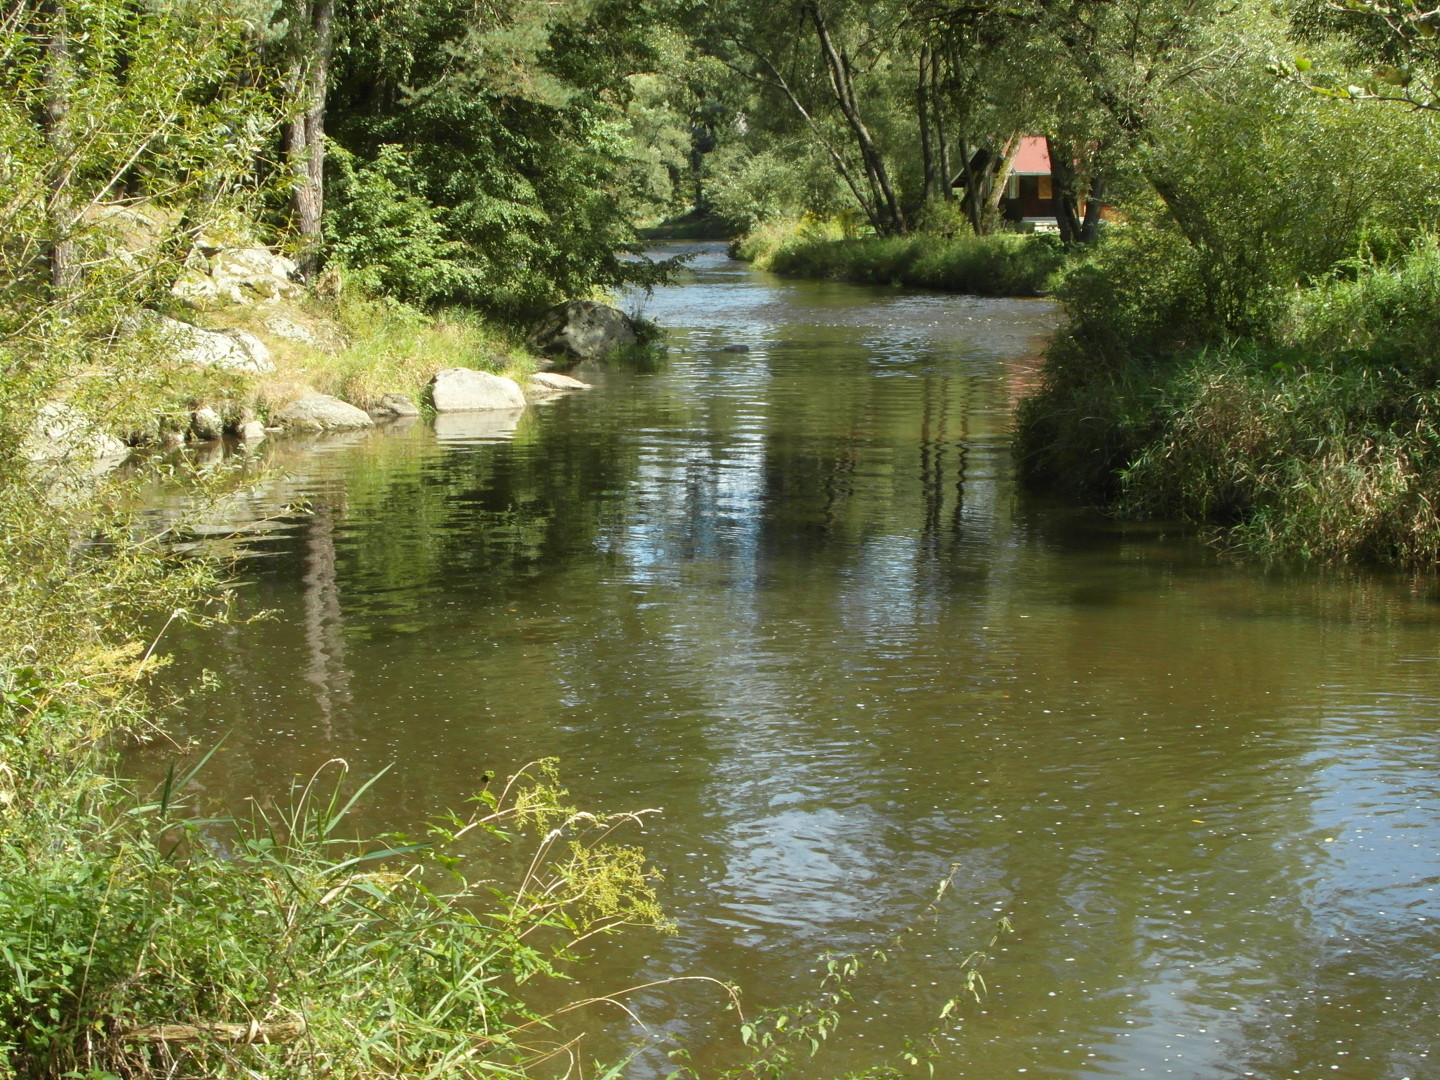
top-left (9, 0), bottom-right (1440, 317)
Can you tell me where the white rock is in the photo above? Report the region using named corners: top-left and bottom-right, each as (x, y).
top-left (155, 316), bottom-right (274, 373)
top-left (428, 368), bottom-right (526, 412)
top-left (272, 394), bottom-right (374, 433)
top-left (237, 420), bottom-right (267, 442)
top-left (190, 407), bottom-right (224, 441)
top-left (172, 245), bottom-right (300, 309)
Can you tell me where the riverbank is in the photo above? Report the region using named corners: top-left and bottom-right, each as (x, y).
top-left (1016, 230), bottom-right (1440, 567)
top-left (735, 218), bottom-right (1064, 297)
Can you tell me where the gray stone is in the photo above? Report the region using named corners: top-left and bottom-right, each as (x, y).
top-left (190, 407), bottom-right (224, 441)
top-left (22, 403), bottom-right (129, 468)
top-left (237, 420), bottom-right (267, 442)
top-left (526, 301), bottom-right (638, 364)
top-left (272, 394), bottom-right (375, 433)
top-left (370, 393), bottom-right (421, 418)
top-left (172, 245), bottom-right (301, 309)
top-left (263, 311), bottom-right (343, 352)
top-left (530, 371), bottom-right (592, 391)
top-left (428, 368), bottom-right (526, 412)
top-left (155, 316), bottom-right (274, 373)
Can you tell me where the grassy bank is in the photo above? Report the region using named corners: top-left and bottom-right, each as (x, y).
top-left (208, 294), bottom-right (539, 418)
top-left (1017, 231), bottom-right (1440, 567)
top-left (735, 218), bottom-right (1065, 297)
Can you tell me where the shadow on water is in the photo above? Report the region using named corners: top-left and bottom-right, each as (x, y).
top-left (135, 243), bottom-right (1440, 1080)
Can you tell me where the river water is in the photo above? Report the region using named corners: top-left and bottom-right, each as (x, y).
top-left (141, 244), bottom-right (1440, 1079)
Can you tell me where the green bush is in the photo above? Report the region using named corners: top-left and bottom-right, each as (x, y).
top-left (0, 754), bottom-right (667, 1080)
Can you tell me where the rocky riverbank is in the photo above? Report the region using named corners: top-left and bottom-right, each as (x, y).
top-left (24, 215), bottom-right (646, 479)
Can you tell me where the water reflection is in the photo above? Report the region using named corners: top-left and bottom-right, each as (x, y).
top-left (139, 245), bottom-right (1440, 1080)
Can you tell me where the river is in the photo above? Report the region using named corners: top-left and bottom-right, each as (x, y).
top-left (139, 243), bottom-right (1440, 1079)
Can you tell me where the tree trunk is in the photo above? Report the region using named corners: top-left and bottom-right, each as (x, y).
top-left (283, 0), bottom-right (334, 281)
top-left (807, 2), bottom-right (905, 235)
top-left (1080, 173), bottom-right (1107, 243)
top-left (1046, 135), bottom-right (1084, 244)
top-left (932, 49), bottom-right (952, 202)
top-left (750, 47), bottom-right (885, 234)
top-left (917, 46), bottom-right (938, 204)
top-left (38, 0), bottom-right (77, 298)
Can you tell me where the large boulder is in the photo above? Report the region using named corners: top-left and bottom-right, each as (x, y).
top-left (155, 316), bottom-right (274, 373)
top-left (272, 394), bottom-right (375, 433)
top-left (526, 301), bottom-right (638, 364)
top-left (172, 245), bottom-right (301, 309)
top-left (428, 368), bottom-right (526, 412)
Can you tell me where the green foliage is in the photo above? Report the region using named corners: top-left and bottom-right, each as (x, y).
top-left (325, 0), bottom-right (685, 316)
top-left (328, 145), bottom-right (477, 307)
top-left (705, 142), bottom-right (855, 234)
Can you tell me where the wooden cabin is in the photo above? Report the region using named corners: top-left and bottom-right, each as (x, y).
top-left (1001, 136), bottom-right (1057, 228)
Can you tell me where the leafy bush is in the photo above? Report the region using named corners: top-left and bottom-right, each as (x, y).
top-left (328, 146), bottom-right (483, 308)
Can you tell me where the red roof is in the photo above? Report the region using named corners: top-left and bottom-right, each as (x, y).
top-left (1011, 136), bottom-right (1050, 176)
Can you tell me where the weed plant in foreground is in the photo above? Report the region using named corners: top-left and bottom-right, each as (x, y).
top-left (0, 744), bottom-right (673, 1079)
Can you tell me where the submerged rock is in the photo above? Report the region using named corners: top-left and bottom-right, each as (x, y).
top-left (527, 371), bottom-right (594, 400)
top-left (719, 344), bottom-right (750, 354)
top-left (272, 394), bottom-right (374, 433)
top-left (428, 368), bottom-right (526, 412)
top-left (526, 301), bottom-right (637, 364)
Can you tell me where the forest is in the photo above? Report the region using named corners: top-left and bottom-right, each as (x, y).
top-left (4, 0), bottom-right (1440, 1076)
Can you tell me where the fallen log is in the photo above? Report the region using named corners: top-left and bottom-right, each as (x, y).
top-left (121, 1017), bottom-right (306, 1044)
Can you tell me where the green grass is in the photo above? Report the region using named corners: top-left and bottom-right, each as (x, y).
top-left (735, 219), bottom-right (1065, 297)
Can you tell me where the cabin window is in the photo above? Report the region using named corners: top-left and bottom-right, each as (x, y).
top-left (1037, 176), bottom-right (1053, 200)
top-left (1005, 174), bottom-right (1019, 200)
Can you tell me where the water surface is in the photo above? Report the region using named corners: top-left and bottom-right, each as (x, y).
top-left (143, 245), bottom-right (1440, 1080)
